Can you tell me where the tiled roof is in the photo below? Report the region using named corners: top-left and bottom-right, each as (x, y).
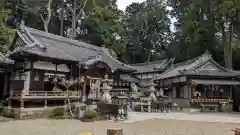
top-left (155, 51), bottom-right (239, 80)
top-left (119, 74), bottom-right (140, 83)
top-left (130, 58), bottom-right (174, 74)
top-left (9, 26), bottom-right (136, 71)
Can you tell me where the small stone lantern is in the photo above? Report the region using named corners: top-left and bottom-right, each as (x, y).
top-left (112, 95), bottom-right (128, 119)
top-left (101, 74), bottom-right (113, 104)
top-left (149, 81), bottom-right (157, 101)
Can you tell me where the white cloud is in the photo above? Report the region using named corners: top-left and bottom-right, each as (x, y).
top-left (117, 0), bottom-right (145, 10)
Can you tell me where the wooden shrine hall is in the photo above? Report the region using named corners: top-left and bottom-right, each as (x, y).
top-left (5, 25), bottom-right (137, 108)
top-left (154, 51), bottom-right (240, 111)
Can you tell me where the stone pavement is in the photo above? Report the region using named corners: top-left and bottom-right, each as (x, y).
top-left (121, 112), bottom-right (240, 124)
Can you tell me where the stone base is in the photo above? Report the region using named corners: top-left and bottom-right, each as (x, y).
top-left (1, 107), bottom-right (58, 120)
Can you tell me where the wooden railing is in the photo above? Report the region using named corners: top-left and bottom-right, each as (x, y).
top-left (11, 91), bottom-right (80, 98)
top-left (190, 98), bottom-right (232, 103)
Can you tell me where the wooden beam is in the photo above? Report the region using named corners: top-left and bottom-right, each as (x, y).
top-left (107, 128), bottom-right (123, 135)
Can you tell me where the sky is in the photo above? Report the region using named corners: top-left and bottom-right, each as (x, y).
top-left (117, 0), bottom-right (145, 11)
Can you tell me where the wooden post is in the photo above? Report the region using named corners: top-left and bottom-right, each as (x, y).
top-left (233, 128), bottom-right (240, 135)
top-left (44, 92), bottom-right (47, 108)
top-left (44, 99), bottom-right (47, 108)
top-left (79, 132), bottom-right (94, 135)
top-left (64, 98), bottom-right (67, 119)
top-left (8, 91), bottom-right (12, 109)
top-left (140, 102), bottom-right (143, 112)
top-left (107, 128), bottom-right (123, 135)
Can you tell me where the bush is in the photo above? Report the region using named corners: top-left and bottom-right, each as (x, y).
top-left (1, 108), bottom-right (18, 119)
top-left (83, 109), bottom-right (98, 120)
top-left (52, 107), bottom-right (65, 117)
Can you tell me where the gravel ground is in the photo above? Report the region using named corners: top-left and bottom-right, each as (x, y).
top-left (0, 118), bottom-right (238, 135)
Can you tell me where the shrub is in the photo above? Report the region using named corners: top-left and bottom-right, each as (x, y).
top-left (83, 109), bottom-right (98, 120)
top-left (52, 107), bottom-right (65, 117)
top-left (1, 108), bottom-right (18, 119)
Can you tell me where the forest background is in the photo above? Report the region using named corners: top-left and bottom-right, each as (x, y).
top-left (1, 0), bottom-right (240, 69)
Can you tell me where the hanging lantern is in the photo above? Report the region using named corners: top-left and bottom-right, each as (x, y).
top-left (114, 81), bottom-right (117, 86)
top-left (34, 72), bottom-right (39, 81)
top-left (212, 85), bottom-right (215, 91)
top-left (44, 75), bottom-right (48, 82)
top-left (220, 88), bottom-right (224, 92)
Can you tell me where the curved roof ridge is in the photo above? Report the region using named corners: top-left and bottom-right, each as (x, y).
top-left (131, 59), bottom-right (166, 66)
top-left (101, 47), bottom-right (136, 70)
top-left (25, 26), bottom-right (102, 53)
top-left (174, 51), bottom-right (211, 68)
top-left (156, 59), bottom-right (172, 69)
top-left (154, 51), bottom-right (215, 80)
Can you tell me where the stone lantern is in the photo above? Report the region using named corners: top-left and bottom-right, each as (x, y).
top-left (101, 74), bottom-right (113, 104)
top-left (149, 81), bottom-right (157, 101)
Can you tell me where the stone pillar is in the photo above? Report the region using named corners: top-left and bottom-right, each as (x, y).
top-left (20, 98), bottom-right (24, 119)
top-left (172, 86), bottom-right (176, 98)
top-left (101, 74), bottom-right (113, 104)
top-left (23, 71), bottom-right (31, 95)
top-left (148, 100), bottom-right (151, 112)
top-left (20, 99), bottom-right (24, 110)
top-left (149, 85), bottom-right (157, 101)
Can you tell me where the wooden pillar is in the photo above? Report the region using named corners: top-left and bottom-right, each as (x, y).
top-left (8, 88), bottom-right (12, 109)
top-left (188, 84), bottom-right (192, 112)
top-left (83, 78), bottom-right (86, 102)
top-left (44, 91), bottom-right (47, 108)
top-left (79, 132), bottom-right (93, 135)
top-left (107, 128), bottom-right (123, 135)
top-left (140, 101), bottom-right (143, 112)
top-left (54, 63), bottom-right (58, 87)
top-left (23, 71), bottom-right (31, 95)
top-left (2, 74), bottom-right (8, 99)
top-left (44, 100), bottom-right (47, 108)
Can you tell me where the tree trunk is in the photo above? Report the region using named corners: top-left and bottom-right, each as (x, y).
top-left (228, 22), bottom-right (233, 69)
top-left (60, 0), bottom-right (64, 36)
top-left (147, 51), bottom-right (151, 62)
top-left (40, 0), bottom-right (52, 32)
top-left (72, 0), bottom-right (76, 39)
top-left (107, 128), bottom-right (123, 135)
top-left (220, 22), bottom-right (232, 69)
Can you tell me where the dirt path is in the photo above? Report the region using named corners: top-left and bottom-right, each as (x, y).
top-left (0, 118), bottom-right (238, 135)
